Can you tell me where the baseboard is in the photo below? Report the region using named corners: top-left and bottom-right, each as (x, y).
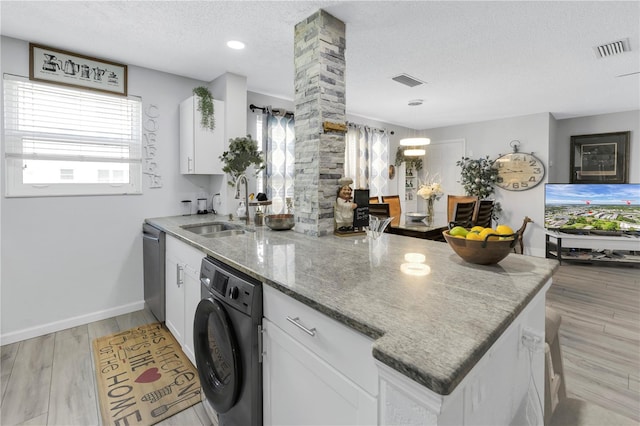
top-left (0, 300), bottom-right (145, 345)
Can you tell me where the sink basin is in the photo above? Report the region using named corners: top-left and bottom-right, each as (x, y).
top-left (181, 223), bottom-right (246, 238)
top-left (202, 229), bottom-right (247, 238)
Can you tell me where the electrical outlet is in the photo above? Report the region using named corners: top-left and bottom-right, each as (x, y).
top-left (521, 327), bottom-right (544, 353)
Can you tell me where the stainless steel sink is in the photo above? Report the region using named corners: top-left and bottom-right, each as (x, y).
top-left (181, 223), bottom-right (245, 238)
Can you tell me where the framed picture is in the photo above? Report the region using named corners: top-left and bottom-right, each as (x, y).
top-left (29, 43), bottom-right (127, 96)
top-left (570, 131), bottom-right (630, 183)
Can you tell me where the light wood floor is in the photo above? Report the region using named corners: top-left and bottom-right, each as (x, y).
top-left (0, 309), bottom-right (214, 426)
top-left (546, 263), bottom-right (640, 422)
top-left (1, 263), bottom-right (638, 425)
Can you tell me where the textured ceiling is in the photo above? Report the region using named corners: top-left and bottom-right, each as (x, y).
top-left (2, 1), bottom-right (639, 129)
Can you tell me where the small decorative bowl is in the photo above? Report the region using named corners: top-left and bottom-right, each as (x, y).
top-left (442, 230), bottom-right (518, 265)
top-left (265, 214), bottom-right (295, 231)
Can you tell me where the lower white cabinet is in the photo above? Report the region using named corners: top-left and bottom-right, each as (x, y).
top-left (165, 234), bottom-right (204, 366)
top-left (262, 286), bottom-right (377, 426)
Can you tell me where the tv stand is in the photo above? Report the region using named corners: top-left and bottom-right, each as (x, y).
top-left (545, 231), bottom-right (640, 265)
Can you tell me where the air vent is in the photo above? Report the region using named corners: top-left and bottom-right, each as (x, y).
top-left (594, 39), bottom-right (630, 58)
top-left (391, 73), bottom-right (426, 87)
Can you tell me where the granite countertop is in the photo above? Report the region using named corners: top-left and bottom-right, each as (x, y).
top-left (146, 213), bottom-right (558, 395)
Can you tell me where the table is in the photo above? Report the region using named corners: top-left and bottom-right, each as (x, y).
top-left (546, 230), bottom-right (640, 265)
top-left (386, 214), bottom-right (447, 241)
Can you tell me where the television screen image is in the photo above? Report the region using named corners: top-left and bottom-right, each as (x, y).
top-left (544, 184), bottom-right (640, 234)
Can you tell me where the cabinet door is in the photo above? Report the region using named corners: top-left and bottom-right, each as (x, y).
top-left (182, 262), bottom-right (200, 366)
top-left (165, 253), bottom-right (185, 345)
top-left (179, 96), bottom-right (225, 175)
top-left (263, 318), bottom-right (376, 426)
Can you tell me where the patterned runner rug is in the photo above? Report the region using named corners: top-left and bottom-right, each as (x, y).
top-left (92, 322), bottom-right (201, 426)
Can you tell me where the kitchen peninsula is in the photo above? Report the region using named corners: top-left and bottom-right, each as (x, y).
top-left (147, 214), bottom-right (558, 425)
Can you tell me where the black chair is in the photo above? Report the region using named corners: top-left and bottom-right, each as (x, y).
top-left (474, 200), bottom-right (494, 228)
top-left (369, 203), bottom-right (390, 218)
top-left (448, 201), bottom-right (476, 229)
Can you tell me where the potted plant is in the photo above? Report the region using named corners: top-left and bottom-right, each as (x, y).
top-left (456, 155), bottom-right (502, 219)
top-left (192, 86), bottom-right (215, 131)
top-left (394, 147), bottom-right (423, 172)
top-left (219, 135), bottom-right (265, 186)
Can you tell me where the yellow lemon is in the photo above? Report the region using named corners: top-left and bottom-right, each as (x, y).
top-left (450, 226), bottom-right (469, 238)
top-left (479, 228), bottom-right (499, 241)
top-left (466, 231), bottom-right (483, 241)
top-left (470, 226), bottom-right (484, 233)
top-left (496, 224), bottom-right (514, 235)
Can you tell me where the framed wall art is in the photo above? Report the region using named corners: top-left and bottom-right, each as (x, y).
top-left (570, 131), bottom-right (630, 183)
top-left (29, 43), bottom-right (127, 96)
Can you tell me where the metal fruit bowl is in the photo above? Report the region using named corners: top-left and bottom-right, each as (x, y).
top-left (442, 230), bottom-right (518, 265)
top-left (265, 214), bottom-right (295, 231)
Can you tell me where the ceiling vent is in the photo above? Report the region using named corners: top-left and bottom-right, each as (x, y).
top-left (594, 38), bottom-right (630, 58)
top-left (391, 73), bottom-right (426, 87)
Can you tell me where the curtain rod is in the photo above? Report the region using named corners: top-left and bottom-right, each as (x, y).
top-left (346, 121), bottom-right (394, 135)
top-left (249, 104), bottom-right (294, 118)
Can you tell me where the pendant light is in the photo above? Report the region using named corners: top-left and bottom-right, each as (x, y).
top-left (400, 100), bottom-right (430, 156)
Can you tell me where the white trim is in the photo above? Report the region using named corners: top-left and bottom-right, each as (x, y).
top-left (0, 300), bottom-right (145, 345)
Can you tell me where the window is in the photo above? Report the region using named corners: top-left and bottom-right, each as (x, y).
top-left (3, 75), bottom-right (142, 197)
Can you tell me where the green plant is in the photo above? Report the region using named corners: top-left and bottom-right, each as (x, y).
top-left (456, 155), bottom-right (502, 219)
top-left (220, 135), bottom-right (265, 186)
top-left (192, 86), bottom-right (215, 131)
top-left (394, 147), bottom-right (423, 171)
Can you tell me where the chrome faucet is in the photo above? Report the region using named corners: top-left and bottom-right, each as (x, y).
top-left (235, 174), bottom-right (250, 225)
top-left (211, 193), bottom-right (220, 215)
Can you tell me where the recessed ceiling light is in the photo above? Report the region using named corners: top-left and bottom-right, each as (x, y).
top-left (227, 40), bottom-right (245, 50)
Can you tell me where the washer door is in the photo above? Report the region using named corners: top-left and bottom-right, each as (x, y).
top-left (193, 298), bottom-right (241, 413)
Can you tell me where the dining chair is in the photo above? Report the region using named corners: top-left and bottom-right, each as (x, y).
top-left (473, 200), bottom-right (494, 228)
top-left (382, 195), bottom-right (402, 226)
top-left (447, 195), bottom-right (478, 223)
top-left (449, 201), bottom-right (476, 228)
top-left (369, 203), bottom-right (390, 218)
top-left (544, 307), bottom-right (635, 426)
top-left (369, 196), bottom-right (381, 204)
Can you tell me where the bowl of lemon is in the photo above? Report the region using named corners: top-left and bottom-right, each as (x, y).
top-left (442, 224), bottom-right (519, 265)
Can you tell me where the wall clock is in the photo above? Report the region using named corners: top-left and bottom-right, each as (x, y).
top-left (495, 141), bottom-right (545, 191)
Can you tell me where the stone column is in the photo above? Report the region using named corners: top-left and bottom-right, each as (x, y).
top-left (293, 9), bottom-right (346, 237)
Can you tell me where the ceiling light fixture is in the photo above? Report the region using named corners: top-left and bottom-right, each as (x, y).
top-left (227, 40), bottom-right (245, 50)
top-left (400, 137), bottom-right (430, 146)
top-left (400, 100), bottom-right (430, 156)
top-left (403, 148), bottom-right (426, 157)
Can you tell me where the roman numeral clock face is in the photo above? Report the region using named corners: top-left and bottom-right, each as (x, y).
top-left (495, 153), bottom-right (545, 191)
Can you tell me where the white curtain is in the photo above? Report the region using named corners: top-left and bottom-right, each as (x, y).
top-left (263, 109), bottom-right (295, 214)
top-left (345, 124), bottom-right (389, 196)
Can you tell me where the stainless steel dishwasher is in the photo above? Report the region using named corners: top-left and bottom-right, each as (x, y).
top-left (142, 223), bottom-right (165, 322)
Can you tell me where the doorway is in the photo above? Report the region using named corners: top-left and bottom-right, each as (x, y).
top-left (424, 139), bottom-right (465, 220)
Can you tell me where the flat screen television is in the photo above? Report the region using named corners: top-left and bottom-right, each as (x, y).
top-left (544, 183), bottom-right (640, 235)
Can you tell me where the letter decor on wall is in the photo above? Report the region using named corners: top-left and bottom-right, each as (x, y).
top-left (29, 42), bottom-right (127, 96)
top-left (143, 104), bottom-right (162, 188)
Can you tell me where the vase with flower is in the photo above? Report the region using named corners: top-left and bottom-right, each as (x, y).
top-left (416, 174), bottom-right (444, 226)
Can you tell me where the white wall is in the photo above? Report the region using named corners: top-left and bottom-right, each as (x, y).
top-left (421, 113), bottom-right (552, 257)
top-left (0, 36), bottom-right (214, 343)
top-left (552, 110), bottom-right (640, 183)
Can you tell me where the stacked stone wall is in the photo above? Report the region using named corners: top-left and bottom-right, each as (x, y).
top-left (294, 10), bottom-right (346, 237)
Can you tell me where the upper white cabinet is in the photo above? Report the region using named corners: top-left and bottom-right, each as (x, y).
top-left (179, 96), bottom-right (225, 174)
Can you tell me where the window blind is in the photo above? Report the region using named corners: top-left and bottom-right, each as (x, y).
top-left (3, 75), bottom-right (142, 196)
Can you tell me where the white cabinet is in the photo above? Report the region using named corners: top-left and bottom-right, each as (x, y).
top-left (377, 281), bottom-right (549, 426)
top-left (262, 285), bottom-right (377, 426)
top-left (179, 96), bottom-right (225, 174)
top-left (165, 234), bottom-right (204, 365)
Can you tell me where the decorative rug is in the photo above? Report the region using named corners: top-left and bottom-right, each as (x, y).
top-left (92, 322), bottom-right (201, 426)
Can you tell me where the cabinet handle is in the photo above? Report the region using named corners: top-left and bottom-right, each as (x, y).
top-left (188, 157), bottom-right (193, 172)
top-left (286, 316), bottom-right (316, 337)
top-left (177, 264), bottom-right (184, 287)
